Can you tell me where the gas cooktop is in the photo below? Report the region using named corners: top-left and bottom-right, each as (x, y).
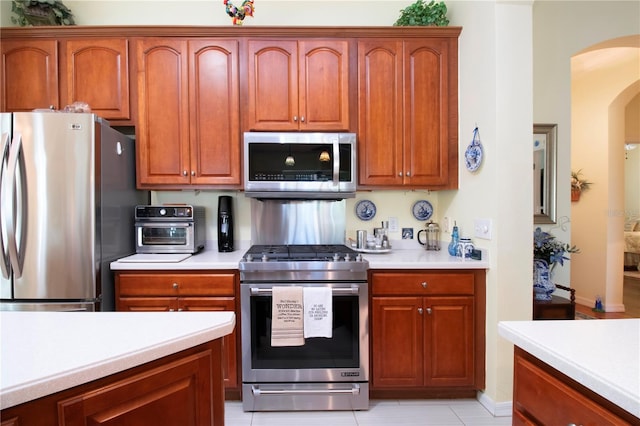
top-left (243, 244), bottom-right (358, 262)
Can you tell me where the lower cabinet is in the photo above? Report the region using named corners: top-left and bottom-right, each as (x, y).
top-left (513, 346), bottom-right (638, 425)
top-left (115, 271), bottom-right (239, 396)
top-left (0, 340), bottom-right (225, 426)
top-left (370, 270), bottom-right (485, 397)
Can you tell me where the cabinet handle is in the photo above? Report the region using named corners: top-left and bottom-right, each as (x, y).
top-left (418, 307), bottom-right (423, 315)
top-left (426, 307), bottom-right (432, 315)
top-left (182, 170), bottom-right (188, 176)
top-left (300, 116), bottom-right (305, 123)
top-left (178, 308), bottom-right (183, 312)
top-left (169, 308), bottom-right (175, 312)
top-left (398, 172), bottom-right (403, 177)
top-left (172, 282), bottom-right (179, 289)
top-left (421, 281), bottom-right (427, 288)
top-left (406, 171), bottom-right (411, 177)
top-left (191, 170), bottom-right (195, 176)
top-left (293, 116), bottom-right (298, 122)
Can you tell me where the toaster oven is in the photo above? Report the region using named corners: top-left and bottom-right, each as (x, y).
top-left (135, 205), bottom-right (206, 254)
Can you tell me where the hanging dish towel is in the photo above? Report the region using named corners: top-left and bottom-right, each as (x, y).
top-left (303, 287), bottom-right (333, 338)
top-left (271, 286), bottom-right (304, 347)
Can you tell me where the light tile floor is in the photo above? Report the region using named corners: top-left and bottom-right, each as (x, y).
top-left (225, 399), bottom-right (512, 425)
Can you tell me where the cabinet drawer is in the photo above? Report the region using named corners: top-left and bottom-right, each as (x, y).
top-left (514, 351), bottom-right (632, 425)
top-left (117, 273), bottom-right (235, 296)
top-left (371, 272), bottom-right (474, 295)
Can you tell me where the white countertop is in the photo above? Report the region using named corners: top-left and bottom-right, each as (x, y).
top-left (498, 319), bottom-right (640, 419)
top-left (110, 242), bottom-right (488, 271)
top-left (0, 311), bottom-right (235, 410)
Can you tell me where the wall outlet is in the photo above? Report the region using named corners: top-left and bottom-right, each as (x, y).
top-left (388, 217), bottom-right (399, 232)
top-left (474, 218), bottom-right (492, 240)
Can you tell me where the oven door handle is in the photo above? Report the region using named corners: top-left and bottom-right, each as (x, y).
top-left (250, 286), bottom-right (360, 296)
top-left (251, 384), bottom-right (360, 396)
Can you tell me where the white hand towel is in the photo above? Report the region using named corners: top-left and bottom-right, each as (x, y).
top-left (271, 286), bottom-right (304, 347)
top-left (303, 287), bottom-right (332, 338)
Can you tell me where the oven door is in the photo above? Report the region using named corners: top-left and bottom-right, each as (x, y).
top-left (240, 282), bottom-right (369, 384)
top-left (135, 222), bottom-right (195, 253)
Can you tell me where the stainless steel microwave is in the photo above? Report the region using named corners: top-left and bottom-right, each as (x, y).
top-left (243, 132), bottom-right (357, 199)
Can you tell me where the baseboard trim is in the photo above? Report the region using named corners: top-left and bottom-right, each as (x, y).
top-left (476, 391), bottom-right (512, 417)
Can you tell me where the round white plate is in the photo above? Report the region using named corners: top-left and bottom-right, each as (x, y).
top-left (355, 200), bottom-right (377, 221)
top-left (353, 247), bottom-right (392, 254)
top-left (412, 200), bottom-right (433, 221)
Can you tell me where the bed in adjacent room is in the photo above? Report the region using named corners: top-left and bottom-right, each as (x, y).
top-left (624, 220), bottom-right (640, 270)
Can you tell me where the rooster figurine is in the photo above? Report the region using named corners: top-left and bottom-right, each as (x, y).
top-left (223, 0), bottom-right (255, 25)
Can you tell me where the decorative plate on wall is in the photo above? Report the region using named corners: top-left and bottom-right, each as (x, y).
top-left (412, 200), bottom-right (433, 221)
top-left (465, 126), bottom-right (484, 172)
top-left (355, 200), bottom-right (377, 221)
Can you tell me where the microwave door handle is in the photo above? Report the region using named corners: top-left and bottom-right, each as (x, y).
top-left (6, 133), bottom-right (27, 278)
top-left (0, 132), bottom-right (10, 279)
top-left (332, 143), bottom-right (340, 187)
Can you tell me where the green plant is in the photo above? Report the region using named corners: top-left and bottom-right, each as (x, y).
top-left (11, 0), bottom-right (75, 26)
top-left (394, 0), bottom-right (449, 27)
top-left (571, 169), bottom-right (593, 192)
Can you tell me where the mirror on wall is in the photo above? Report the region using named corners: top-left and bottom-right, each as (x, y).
top-left (533, 124), bottom-right (557, 224)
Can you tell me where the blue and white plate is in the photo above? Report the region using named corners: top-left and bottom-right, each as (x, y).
top-left (355, 200), bottom-right (376, 221)
top-left (465, 127), bottom-right (484, 172)
top-left (412, 200), bottom-right (433, 221)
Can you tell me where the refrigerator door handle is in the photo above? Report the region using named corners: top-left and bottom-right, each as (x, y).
top-left (1, 131), bottom-right (11, 279)
top-left (6, 132), bottom-right (28, 278)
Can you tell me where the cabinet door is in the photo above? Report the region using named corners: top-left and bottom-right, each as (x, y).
top-left (357, 40), bottom-right (404, 186)
top-left (1, 39), bottom-right (59, 112)
top-left (247, 40), bottom-right (298, 130)
top-left (189, 39), bottom-right (240, 185)
top-left (298, 40), bottom-right (350, 131)
top-left (57, 344), bottom-right (220, 426)
top-left (371, 296), bottom-right (423, 387)
top-left (61, 39), bottom-right (130, 120)
top-left (136, 38), bottom-right (190, 186)
top-left (180, 297), bottom-right (238, 388)
top-left (403, 39), bottom-right (452, 187)
top-left (423, 296), bottom-right (474, 386)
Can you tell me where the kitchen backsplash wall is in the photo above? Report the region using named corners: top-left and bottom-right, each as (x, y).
top-left (152, 190), bottom-right (442, 250)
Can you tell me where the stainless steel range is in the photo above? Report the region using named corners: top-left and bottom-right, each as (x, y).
top-left (239, 244), bottom-right (369, 411)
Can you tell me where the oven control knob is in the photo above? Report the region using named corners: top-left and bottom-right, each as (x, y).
top-left (159, 208), bottom-right (166, 216)
top-left (261, 254), bottom-right (269, 262)
top-left (344, 253), bottom-right (351, 261)
top-left (246, 254), bottom-right (253, 262)
top-left (356, 253), bottom-right (363, 262)
top-left (333, 253), bottom-right (340, 261)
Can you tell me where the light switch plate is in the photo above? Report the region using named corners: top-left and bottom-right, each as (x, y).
top-left (474, 218), bottom-right (492, 240)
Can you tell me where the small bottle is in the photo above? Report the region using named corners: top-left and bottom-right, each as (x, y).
top-left (448, 222), bottom-right (459, 256)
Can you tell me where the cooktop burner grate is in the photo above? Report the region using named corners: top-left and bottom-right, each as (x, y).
top-left (244, 244), bottom-right (357, 261)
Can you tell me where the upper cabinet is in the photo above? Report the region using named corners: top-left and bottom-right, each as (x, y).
top-left (135, 38), bottom-right (240, 188)
top-left (1, 39), bottom-right (59, 112)
top-left (1, 37), bottom-right (130, 122)
top-left (358, 36), bottom-right (459, 189)
top-left (246, 39), bottom-right (351, 131)
top-left (60, 39), bottom-right (130, 120)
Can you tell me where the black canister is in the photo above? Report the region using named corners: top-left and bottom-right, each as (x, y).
top-left (217, 195), bottom-right (234, 252)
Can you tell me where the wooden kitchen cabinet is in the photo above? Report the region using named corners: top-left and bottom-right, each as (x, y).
top-left (1, 39), bottom-right (59, 112)
top-left (246, 39), bottom-right (351, 131)
top-left (512, 346), bottom-right (638, 425)
top-left (370, 270), bottom-right (484, 397)
top-left (0, 340), bottom-right (225, 426)
top-left (357, 35), bottom-right (459, 189)
top-left (115, 271), bottom-right (240, 394)
top-left (135, 38), bottom-right (240, 188)
top-left (60, 38), bottom-right (130, 120)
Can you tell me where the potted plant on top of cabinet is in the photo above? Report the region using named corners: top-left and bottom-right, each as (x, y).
top-left (11, 0), bottom-right (75, 26)
top-left (394, 0), bottom-right (449, 26)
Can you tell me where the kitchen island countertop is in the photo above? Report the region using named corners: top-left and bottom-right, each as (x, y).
top-left (110, 242), bottom-right (489, 271)
top-left (0, 311), bottom-right (235, 410)
top-left (499, 319), bottom-right (640, 419)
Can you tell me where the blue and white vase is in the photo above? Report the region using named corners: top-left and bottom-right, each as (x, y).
top-left (533, 259), bottom-right (556, 301)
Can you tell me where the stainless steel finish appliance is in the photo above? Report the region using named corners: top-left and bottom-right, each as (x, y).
top-left (243, 132), bottom-right (357, 199)
top-left (1, 112), bottom-right (149, 311)
top-left (135, 205), bottom-right (205, 254)
top-left (239, 244), bottom-right (369, 411)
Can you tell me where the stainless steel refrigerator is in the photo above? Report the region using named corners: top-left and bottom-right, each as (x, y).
top-left (1, 112), bottom-right (149, 311)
